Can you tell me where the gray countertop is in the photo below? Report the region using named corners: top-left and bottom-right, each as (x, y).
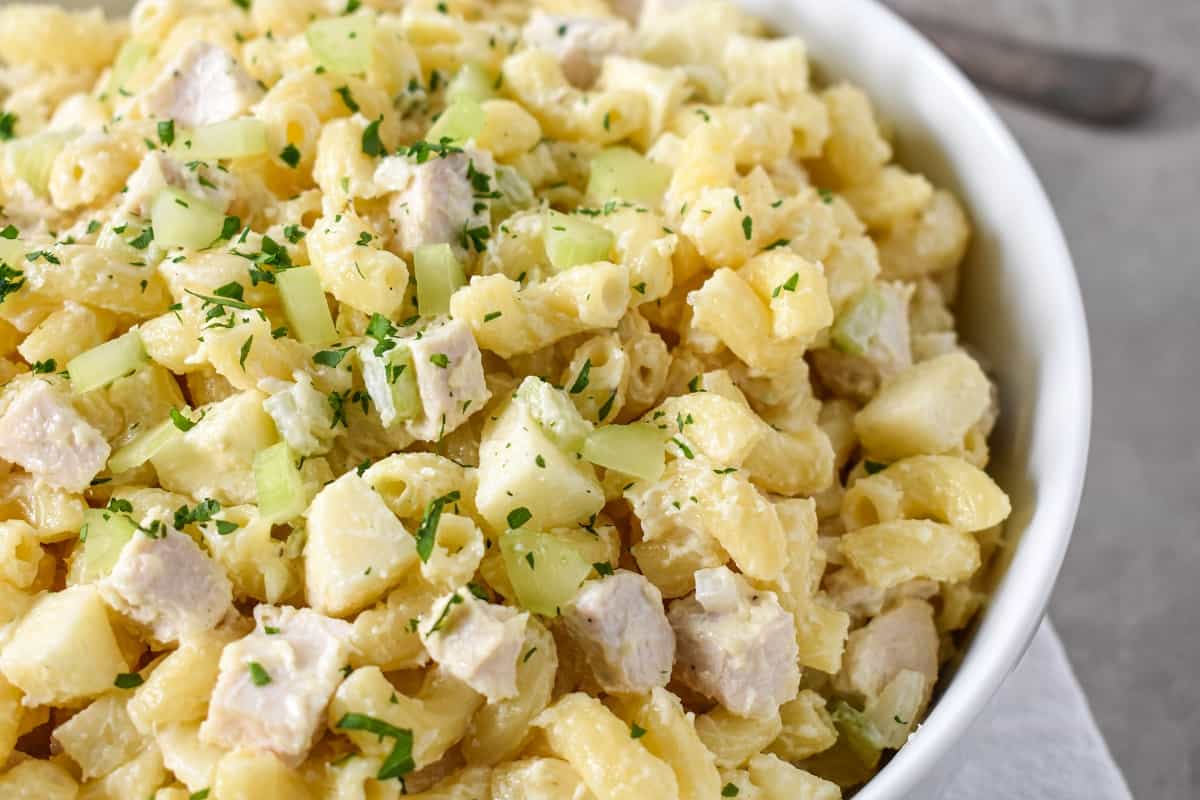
top-left (899, 1), bottom-right (1200, 796)
top-left (25, 0), bottom-right (1200, 795)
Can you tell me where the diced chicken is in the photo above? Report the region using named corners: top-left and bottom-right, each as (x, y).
top-left (200, 605), bottom-right (352, 765)
top-left (404, 318), bottom-right (491, 441)
top-left (835, 598), bottom-right (938, 703)
top-left (375, 149), bottom-right (494, 259)
top-left (99, 527), bottom-right (234, 645)
top-left (668, 567), bottom-right (799, 718)
top-left (522, 12), bottom-right (631, 89)
top-left (561, 570), bottom-right (675, 694)
top-left (0, 379), bottom-right (110, 492)
top-left (117, 151), bottom-right (237, 220)
top-left (261, 374), bottom-right (336, 457)
top-left (811, 281), bottom-right (914, 402)
top-left (141, 41), bottom-right (263, 127)
top-left (419, 589), bottom-right (528, 703)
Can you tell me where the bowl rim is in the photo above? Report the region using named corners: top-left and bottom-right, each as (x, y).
top-left (732, 0), bottom-right (1093, 795)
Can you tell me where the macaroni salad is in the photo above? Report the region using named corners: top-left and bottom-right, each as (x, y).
top-left (0, 0), bottom-right (1011, 798)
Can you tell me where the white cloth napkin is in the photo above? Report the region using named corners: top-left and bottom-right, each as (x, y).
top-left (923, 620), bottom-right (1132, 799)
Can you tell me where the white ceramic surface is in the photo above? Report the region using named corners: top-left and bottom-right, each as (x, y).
top-left (732, 0), bottom-right (1093, 796)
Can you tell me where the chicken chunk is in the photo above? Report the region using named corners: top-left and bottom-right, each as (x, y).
top-left (522, 12), bottom-right (631, 89)
top-left (99, 527), bottom-right (234, 645)
top-left (561, 571), bottom-right (675, 694)
top-left (141, 41), bottom-right (263, 127)
top-left (375, 150), bottom-right (494, 259)
top-left (0, 379), bottom-right (110, 492)
top-left (261, 374), bottom-right (336, 457)
top-left (419, 590), bottom-right (528, 703)
top-left (668, 567), bottom-right (800, 718)
top-left (117, 151), bottom-right (238, 220)
top-left (200, 605), bottom-right (352, 765)
top-left (835, 598), bottom-right (938, 703)
top-left (811, 281), bottom-right (914, 402)
top-left (404, 318), bottom-right (491, 441)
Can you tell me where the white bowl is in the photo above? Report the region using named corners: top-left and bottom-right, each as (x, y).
top-left (732, 0), bottom-right (1092, 795)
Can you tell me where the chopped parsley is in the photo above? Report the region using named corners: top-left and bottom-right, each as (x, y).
top-left (335, 713), bottom-right (415, 782)
top-left (771, 272), bottom-right (800, 298)
top-left (361, 117), bottom-right (385, 157)
top-left (415, 490), bottom-right (461, 563)
top-left (0, 224), bottom-right (17, 239)
top-left (741, 215), bottom-right (753, 241)
top-left (128, 226), bottom-right (154, 249)
top-left (568, 358), bottom-right (591, 394)
top-left (483, 310), bottom-right (502, 322)
top-left (173, 498), bottom-right (220, 529)
top-left (220, 215), bottom-right (242, 240)
top-left (114, 672), bottom-right (143, 689)
top-left (722, 784), bottom-right (740, 797)
top-left (430, 353), bottom-right (450, 368)
top-left (597, 389), bottom-right (617, 421)
top-left (314, 347), bottom-right (353, 367)
top-left (106, 498), bottom-right (134, 514)
top-left (864, 460), bottom-right (888, 475)
top-left (425, 593), bottom-right (463, 635)
top-left (335, 85), bottom-right (360, 113)
top-left (248, 662), bottom-right (271, 686)
top-left (671, 438), bottom-right (694, 459)
top-left (818, 187), bottom-right (835, 204)
top-left (283, 223), bottom-right (306, 243)
top-left (30, 358), bottom-right (56, 374)
top-left (280, 143), bottom-right (301, 168)
top-left (506, 506), bottom-right (532, 529)
top-left (157, 120), bottom-right (175, 147)
top-left (238, 335), bottom-right (253, 369)
top-left (593, 561), bottom-right (614, 576)
top-left (169, 407), bottom-right (200, 432)
top-left (765, 238), bottom-right (791, 251)
top-left (630, 722), bottom-right (647, 739)
top-left (0, 112), bottom-right (15, 140)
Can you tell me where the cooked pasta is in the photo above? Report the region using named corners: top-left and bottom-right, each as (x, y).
top-left (0, 0), bottom-right (1007, 796)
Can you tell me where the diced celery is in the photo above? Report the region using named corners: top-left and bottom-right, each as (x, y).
top-left (108, 39), bottom-right (152, 96)
top-left (542, 210), bottom-right (615, 272)
top-left (68, 330), bottom-right (148, 394)
top-left (362, 341), bottom-right (421, 426)
top-left (830, 285), bottom-right (885, 356)
top-left (446, 63), bottom-right (497, 105)
top-left (388, 346), bottom-right (421, 421)
top-left (862, 669), bottom-right (926, 748)
top-left (581, 423), bottom-right (667, 482)
top-left (830, 701), bottom-right (883, 769)
top-left (414, 243), bottom-right (466, 316)
top-left (176, 118), bottom-right (268, 160)
top-left (9, 130), bottom-right (74, 196)
top-left (109, 418), bottom-right (182, 474)
top-left (254, 442), bottom-right (308, 523)
top-left (427, 98), bottom-right (485, 145)
top-left (277, 267), bottom-right (337, 345)
top-left (492, 165), bottom-right (535, 221)
top-left (306, 14), bottom-right (376, 75)
top-left (587, 147), bottom-right (672, 208)
top-left (500, 530), bottom-right (592, 616)
top-left (151, 187), bottom-right (225, 250)
top-left (72, 508), bottom-right (137, 585)
top-left (515, 376), bottom-right (592, 452)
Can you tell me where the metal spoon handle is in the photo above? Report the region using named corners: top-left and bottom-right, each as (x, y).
top-left (898, 10), bottom-right (1155, 124)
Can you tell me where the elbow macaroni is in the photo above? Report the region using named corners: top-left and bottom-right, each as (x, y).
top-left (0, 0), bottom-right (1009, 795)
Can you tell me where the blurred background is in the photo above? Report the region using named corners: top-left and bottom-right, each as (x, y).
top-left (891, 1), bottom-right (1200, 797)
top-left (24, 0), bottom-right (1200, 796)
